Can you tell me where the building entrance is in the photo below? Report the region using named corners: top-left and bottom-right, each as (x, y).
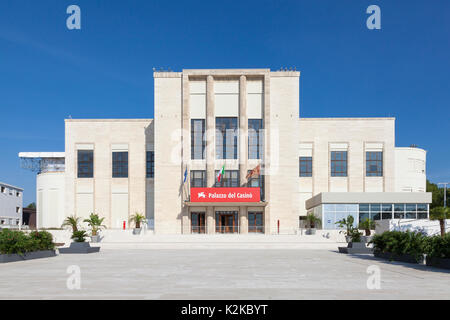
top-left (215, 211), bottom-right (238, 233)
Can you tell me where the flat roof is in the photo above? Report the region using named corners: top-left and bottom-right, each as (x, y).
top-left (305, 192), bottom-right (432, 209)
top-left (18, 152), bottom-right (65, 159)
top-left (0, 182), bottom-right (23, 191)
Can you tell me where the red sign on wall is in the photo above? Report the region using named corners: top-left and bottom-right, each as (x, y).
top-left (190, 188), bottom-right (261, 202)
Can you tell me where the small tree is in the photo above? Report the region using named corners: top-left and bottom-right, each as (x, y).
top-left (83, 213), bottom-right (106, 236)
top-left (336, 215), bottom-right (355, 236)
top-left (430, 207), bottom-right (449, 238)
top-left (306, 212), bottom-right (321, 229)
top-left (61, 216), bottom-right (80, 233)
top-left (129, 212), bottom-right (146, 229)
top-left (359, 218), bottom-right (376, 236)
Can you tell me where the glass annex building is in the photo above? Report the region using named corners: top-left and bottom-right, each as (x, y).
top-left (19, 69), bottom-right (432, 234)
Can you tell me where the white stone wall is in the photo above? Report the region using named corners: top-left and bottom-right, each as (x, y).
top-left (36, 172), bottom-right (65, 229)
top-left (65, 119), bottom-right (152, 229)
top-left (395, 147), bottom-right (427, 192)
top-left (298, 118), bottom-right (397, 216)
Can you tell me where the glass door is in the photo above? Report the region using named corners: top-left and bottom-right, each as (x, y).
top-left (191, 212), bottom-right (206, 233)
top-left (248, 212), bottom-right (264, 233)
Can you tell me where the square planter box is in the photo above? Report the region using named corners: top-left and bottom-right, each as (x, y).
top-left (59, 242), bottom-right (100, 254)
top-left (426, 257), bottom-right (450, 270)
top-left (374, 251), bottom-right (422, 264)
top-left (0, 250), bottom-right (56, 263)
top-left (338, 242), bottom-right (373, 254)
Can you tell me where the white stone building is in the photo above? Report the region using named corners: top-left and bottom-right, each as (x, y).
top-left (19, 68), bottom-right (432, 234)
top-left (0, 182), bottom-right (23, 228)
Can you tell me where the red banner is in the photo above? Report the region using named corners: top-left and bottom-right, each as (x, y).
top-left (190, 188), bottom-right (261, 202)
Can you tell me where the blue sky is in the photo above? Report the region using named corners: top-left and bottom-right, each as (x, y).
top-left (0, 0), bottom-right (449, 205)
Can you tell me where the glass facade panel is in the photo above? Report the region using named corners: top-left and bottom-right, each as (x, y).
top-left (394, 204), bottom-right (405, 219)
top-left (406, 204), bottom-right (417, 219)
top-left (382, 204), bottom-right (393, 220)
top-left (417, 204), bottom-right (428, 219)
top-left (191, 119), bottom-right (205, 159)
top-left (366, 151), bottom-right (383, 177)
top-left (216, 117), bottom-right (238, 159)
top-left (248, 119), bottom-right (263, 159)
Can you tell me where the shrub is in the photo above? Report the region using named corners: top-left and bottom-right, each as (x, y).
top-left (29, 231), bottom-right (55, 251)
top-left (422, 233), bottom-right (450, 259)
top-left (370, 231), bottom-right (426, 262)
top-left (71, 230), bottom-right (88, 242)
top-left (349, 229), bottom-right (362, 242)
top-left (0, 229), bottom-right (55, 255)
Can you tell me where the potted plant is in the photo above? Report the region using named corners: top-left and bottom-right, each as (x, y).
top-left (336, 215), bottom-right (355, 242)
top-left (358, 218), bottom-right (376, 243)
top-left (305, 212), bottom-right (321, 235)
top-left (59, 230), bottom-right (100, 254)
top-left (61, 216), bottom-right (80, 233)
top-left (129, 212), bottom-right (146, 235)
top-left (83, 213), bottom-right (106, 243)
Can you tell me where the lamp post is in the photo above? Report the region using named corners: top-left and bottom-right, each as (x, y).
top-left (437, 182), bottom-right (449, 208)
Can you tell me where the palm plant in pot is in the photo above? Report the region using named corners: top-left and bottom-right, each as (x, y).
top-left (305, 212), bottom-right (321, 235)
top-left (129, 212), bottom-right (146, 235)
top-left (358, 218), bottom-right (376, 243)
top-left (83, 213), bottom-right (106, 243)
top-left (336, 215), bottom-right (355, 243)
top-left (61, 215), bottom-right (80, 233)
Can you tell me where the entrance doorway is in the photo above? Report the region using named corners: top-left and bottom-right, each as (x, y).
top-left (248, 212), bottom-right (264, 233)
top-left (191, 212), bottom-right (206, 233)
top-left (215, 211), bottom-right (238, 233)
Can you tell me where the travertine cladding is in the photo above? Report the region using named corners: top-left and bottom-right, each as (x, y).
top-left (65, 119), bottom-right (153, 229)
top-left (298, 118), bottom-right (396, 215)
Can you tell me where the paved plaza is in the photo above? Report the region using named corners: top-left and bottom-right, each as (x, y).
top-left (0, 241), bottom-right (449, 300)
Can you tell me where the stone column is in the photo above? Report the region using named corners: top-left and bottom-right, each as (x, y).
top-left (239, 75), bottom-right (248, 186)
top-left (239, 206), bottom-right (248, 234)
top-left (206, 75), bottom-right (215, 187)
top-left (181, 74), bottom-right (190, 234)
top-left (207, 206), bottom-right (215, 234)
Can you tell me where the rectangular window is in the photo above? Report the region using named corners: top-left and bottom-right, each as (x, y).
top-left (394, 204), bottom-right (405, 219)
top-left (366, 151), bottom-right (383, 176)
top-left (417, 204), bottom-right (428, 219)
top-left (146, 151), bottom-right (154, 178)
top-left (191, 119), bottom-right (205, 159)
top-left (299, 157), bottom-right (312, 177)
top-left (359, 204), bottom-right (370, 222)
top-left (382, 204), bottom-right (392, 220)
top-left (331, 151), bottom-right (347, 177)
top-left (406, 204), bottom-right (417, 219)
top-left (215, 170), bottom-right (239, 187)
top-left (247, 170), bottom-right (265, 201)
top-left (112, 152), bottom-right (128, 178)
top-left (77, 150), bottom-right (94, 178)
top-left (248, 119), bottom-right (263, 159)
top-left (16, 207), bottom-right (20, 213)
top-left (370, 204), bottom-right (381, 220)
top-left (1, 186), bottom-right (5, 193)
top-left (190, 170), bottom-right (206, 188)
top-left (216, 117), bottom-right (238, 159)
top-left (248, 212), bottom-right (264, 233)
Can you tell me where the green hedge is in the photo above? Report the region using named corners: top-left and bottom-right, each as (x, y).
top-left (0, 229), bottom-right (55, 255)
top-left (422, 233), bottom-right (450, 259)
top-left (371, 231), bottom-right (450, 261)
